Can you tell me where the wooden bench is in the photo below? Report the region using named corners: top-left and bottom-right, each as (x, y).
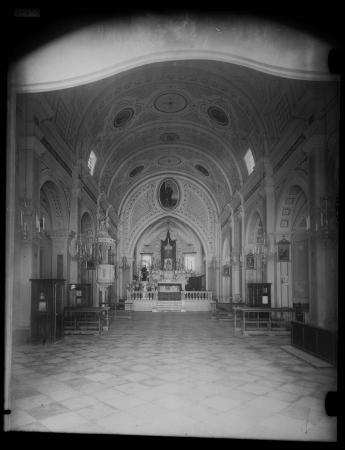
top-left (64, 307), bottom-right (109, 335)
top-left (241, 308), bottom-right (296, 335)
top-left (101, 301), bottom-right (133, 319)
top-left (210, 302), bottom-right (247, 321)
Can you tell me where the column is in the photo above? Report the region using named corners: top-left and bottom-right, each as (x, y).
top-left (238, 210), bottom-right (245, 302)
top-left (18, 136), bottom-right (46, 340)
top-left (303, 135), bottom-right (329, 327)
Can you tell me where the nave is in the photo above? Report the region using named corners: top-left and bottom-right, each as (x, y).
top-left (10, 312), bottom-right (337, 440)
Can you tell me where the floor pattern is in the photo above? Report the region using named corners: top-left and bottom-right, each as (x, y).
top-left (9, 312), bottom-right (337, 440)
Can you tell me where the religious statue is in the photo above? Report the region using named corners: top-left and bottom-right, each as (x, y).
top-left (141, 265), bottom-right (148, 282)
top-left (163, 183), bottom-right (173, 207)
top-left (164, 258), bottom-right (172, 270)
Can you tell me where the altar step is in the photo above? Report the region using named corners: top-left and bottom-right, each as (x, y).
top-left (156, 301), bottom-right (182, 312)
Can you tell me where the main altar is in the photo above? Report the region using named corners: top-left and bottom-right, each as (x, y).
top-left (125, 220), bottom-right (212, 311)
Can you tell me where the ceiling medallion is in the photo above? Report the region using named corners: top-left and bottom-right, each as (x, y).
top-left (207, 106), bottom-right (229, 126)
top-left (160, 132), bottom-right (180, 142)
top-left (129, 165), bottom-right (144, 178)
top-left (158, 156), bottom-right (181, 166)
top-left (195, 165), bottom-right (210, 176)
top-left (113, 108), bottom-right (134, 128)
top-left (154, 93), bottom-right (188, 114)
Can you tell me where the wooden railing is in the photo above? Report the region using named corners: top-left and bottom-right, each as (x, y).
top-left (240, 308), bottom-right (297, 334)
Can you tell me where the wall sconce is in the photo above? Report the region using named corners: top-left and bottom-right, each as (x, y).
top-left (119, 256), bottom-right (130, 270)
top-left (210, 257), bottom-right (219, 270)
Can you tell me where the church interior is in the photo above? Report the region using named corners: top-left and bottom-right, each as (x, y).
top-left (5, 11), bottom-right (339, 439)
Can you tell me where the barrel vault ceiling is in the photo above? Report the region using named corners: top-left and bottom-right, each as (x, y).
top-left (41, 59), bottom-right (320, 216)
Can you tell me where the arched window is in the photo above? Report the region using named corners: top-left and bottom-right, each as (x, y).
top-left (88, 150), bottom-right (97, 176)
top-left (244, 148), bottom-right (255, 175)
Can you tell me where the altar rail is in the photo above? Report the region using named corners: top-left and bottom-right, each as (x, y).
top-left (127, 290), bottom-right (212, 300)
top-left (127, 291), bottom-right (158, 300)
top-left (182, 291), bottom-right (212, 300)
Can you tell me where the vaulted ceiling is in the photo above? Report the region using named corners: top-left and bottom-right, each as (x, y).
top-left (41, 59), bottom-right (321, 216)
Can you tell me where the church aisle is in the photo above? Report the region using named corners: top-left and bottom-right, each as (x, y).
top-left (9, 312), bottom-right (337, 440)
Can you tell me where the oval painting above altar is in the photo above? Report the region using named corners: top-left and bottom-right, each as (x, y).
top-left (158, 179), bottom-right (179, 211)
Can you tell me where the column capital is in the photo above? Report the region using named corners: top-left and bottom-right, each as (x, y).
top-left (20, 135), bottom-right (46, 157)
top-left (302, 134), bottom-right (325, 156)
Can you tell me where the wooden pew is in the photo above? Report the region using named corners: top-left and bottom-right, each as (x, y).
top-left (64, 307), bottom-right (109, 335)
top-left (212, 302), bottom-right (247, 321)
top-left (100, 301), bottom-right (133, 319)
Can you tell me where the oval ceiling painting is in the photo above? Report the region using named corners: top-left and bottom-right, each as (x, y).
top-left (114, 107), bottom-right (134, 128)
top-left (129, 165), bottom-right (144, 178)
top-left (158, 178), bottom-right (180, 211)
top-left (207, 106), bottom-right (228, 126)
top-left (195, 164), bottom-right (209, 176)
top-left (158, 156), bottom-right (181, 166)
top-left (154, 93), bottom-right (188, 114)
top-left (160, 132), bottom-right (180, 142)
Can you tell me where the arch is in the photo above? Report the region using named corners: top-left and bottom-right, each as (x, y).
top-left (245, 208), bottom-right (263, 245)
top-left (40, 178), bottom-right (69, 229)
top-left (222, 235), bottom-right (231, 262)
top-left (10, 15), bottom-right (337, 93)
top-left (117, 170), bottom-right (221, 220)
top-left (81, 206), bottom-right (97, 236)
top-left (276, 176), bottom-right (309, 233)
top-left (126, 211), bottom-right (212, 259)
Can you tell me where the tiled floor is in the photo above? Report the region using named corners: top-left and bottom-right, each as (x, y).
top-left (9, 312), bottom-right (337, 440)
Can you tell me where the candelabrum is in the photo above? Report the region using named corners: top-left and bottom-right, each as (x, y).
top-left (307, 191), bottom-right (337, 242)
top-left (72, 220), bottom-right (116, 266)
top-left (221, 247), bottom-right (243, 268)
top-left (251, 232), bottom-right (277, 270)
top-left (19, 196), bottom-right (48, 247)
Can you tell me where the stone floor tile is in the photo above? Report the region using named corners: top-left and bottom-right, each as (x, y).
top-left (9, 312), bottom-right (336, 440)
top-left (39, 411), bottom-right (90, 432)
top-left (200, 395), bottom-right (243, 412)
top-left (12, 421), bottom-right (51, 432)
top-left (9, 410), bottom-right (37, 429)
top-left (152, 394), bottom-right (195, 410)
top-left (59, 394), bottom-right (100, 411)
top-left (74, 401), bottom-right (118, 420)
top-left (26, 402), bottom-right (70, 420)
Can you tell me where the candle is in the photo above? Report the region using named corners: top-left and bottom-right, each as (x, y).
top-left (43, 216), bottom-right (45, 230)
top-left (306, 215), bottom-right (310, 230)
top-left (36, 213), bottom-right (39, 230)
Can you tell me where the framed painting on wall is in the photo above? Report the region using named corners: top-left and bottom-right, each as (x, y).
top-left (223, 266), bottom-right (230, 276)
top-left (158, 178), bottom-right (180, 211)
top-left (246, 252), bottom-right (256, 269)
